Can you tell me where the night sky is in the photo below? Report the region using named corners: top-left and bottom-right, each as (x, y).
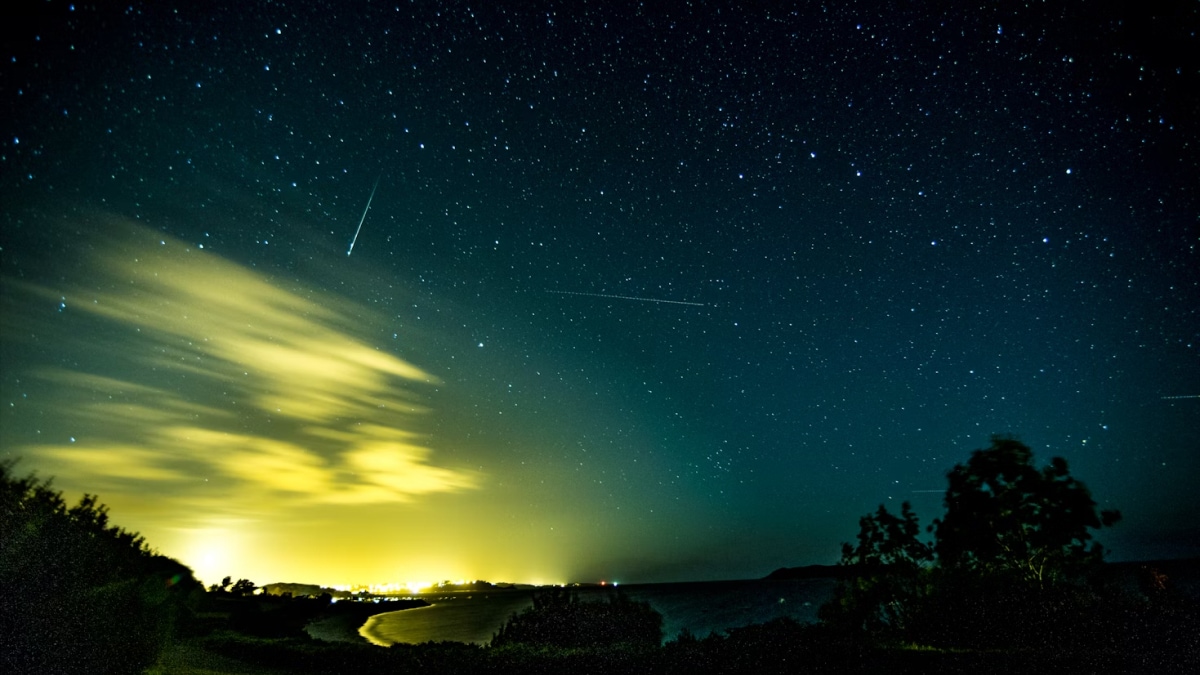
top-left (2, 1), bottom-right (1197, 588)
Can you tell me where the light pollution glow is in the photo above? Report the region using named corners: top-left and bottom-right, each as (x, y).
top-left (1, 215), bottom-right (576, 587)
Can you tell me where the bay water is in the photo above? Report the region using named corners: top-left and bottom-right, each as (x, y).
top-left (360, 578), bottom-right (838, 646)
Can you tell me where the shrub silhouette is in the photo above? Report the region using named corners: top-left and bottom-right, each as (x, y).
top-left (0, 460), bottom-right (202, 674)
top-left (933, 437), bottom-right (1121, 584)
top-left (821, 436), bottom-right (1123, 649)
top-left (491, 587), bottom-right (663, 650)
top-left (818, 501), bottom-right (934, 636)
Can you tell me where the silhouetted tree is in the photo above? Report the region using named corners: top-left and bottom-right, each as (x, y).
top-left (230, 578), bottom-right (258, 597)
top-left (819, 501), bottom-right (933, 634)
top-left (821, 436), bottom-right (1122, 648)
top-left (492, 588), bottom-right (663, 651)
top-left (842, 501), bottom-right (933, 570)
top-left (932, 437), bottom-right (1121, 585)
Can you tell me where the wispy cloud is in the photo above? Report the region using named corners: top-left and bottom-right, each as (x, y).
top-left (10, 218), bottom-right (478, 509)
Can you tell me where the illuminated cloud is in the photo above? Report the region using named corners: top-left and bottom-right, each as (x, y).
top-left (12, 218), bottom-right (477, 511)
top-left (41, 445), bottom-right (192, 483)
top-left (337, 424), bottom-right (480, 503)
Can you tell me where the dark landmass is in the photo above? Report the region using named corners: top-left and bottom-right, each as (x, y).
top-left (1101, 558), bottom-right (1200, 599)
top-left (1107, 557), bottom-right (1200, 577)
top-left (763, 564), bottom-right (848, 581)
top-left (425, 580), bottom-right (539, 592)
top-left (262, 582), bottom-right (353, 598)
top-left (764, 558), bottom-right (1200, 588)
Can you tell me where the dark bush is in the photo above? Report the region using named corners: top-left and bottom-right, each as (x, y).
top-left (0, 460), bottom-right (202, 674)
top-left (491, 588), bottom-right (663, 651)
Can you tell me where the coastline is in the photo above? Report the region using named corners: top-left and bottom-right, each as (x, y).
top-left (359, 603), bottom-right (439, 646)
top-left (303, 599), bottom-right (428, 645)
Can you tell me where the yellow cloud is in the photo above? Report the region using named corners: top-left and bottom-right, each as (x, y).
top-left (153, 426), bottom-right (328, 493)
top-left (12, 217), bottom-right (477, 511)
top-left (41, 445), bottom-right (191, 483)
top-left (341, 432), bottom-right (479, 501)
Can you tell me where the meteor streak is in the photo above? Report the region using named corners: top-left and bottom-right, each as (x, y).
top-left (546, 289), bottom-right (707, 307)
top-left (347, 173), bottom-right (382, 256)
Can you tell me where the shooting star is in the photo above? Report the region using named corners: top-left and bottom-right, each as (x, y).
top-left (546, 289), bottom-right (708, 307)
top-left (346, 173), bottom-right (382, 256)
top-left (1161, 395), bottom-right (1200, 400)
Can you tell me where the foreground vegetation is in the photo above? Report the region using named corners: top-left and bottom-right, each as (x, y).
top-left (1, 460), bottom-right (204, 674)
top-left (176, 599), bottom-right (1199, 674)
top-left (3, 440), bottom-right (1198, 673)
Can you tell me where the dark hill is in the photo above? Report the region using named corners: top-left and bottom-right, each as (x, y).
top-left (762, 564), bottom-right (846, 580)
